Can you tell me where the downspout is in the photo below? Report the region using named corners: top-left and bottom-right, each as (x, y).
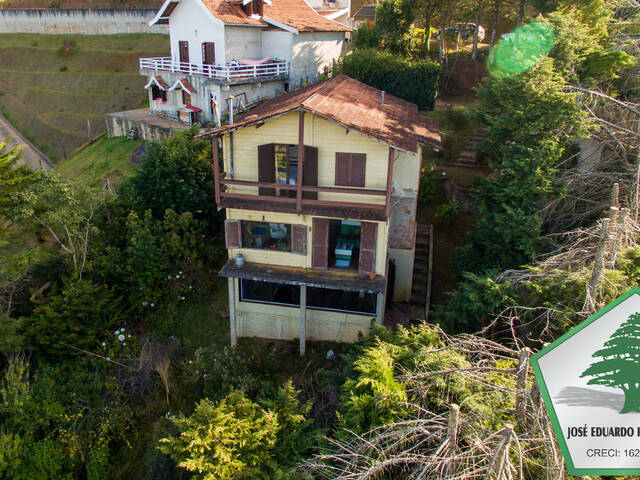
top-left (229, 131), bottom-right (234, 179)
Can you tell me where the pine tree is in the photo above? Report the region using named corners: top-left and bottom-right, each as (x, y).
top-left (580, 312), bottom-right (640, 413)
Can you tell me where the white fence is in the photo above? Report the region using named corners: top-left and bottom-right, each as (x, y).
top-left (140, 57), bottom-right (289, 81)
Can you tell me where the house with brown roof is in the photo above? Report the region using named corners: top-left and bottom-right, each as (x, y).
top-left (198, 74), bottom-right (440, 352)
top-left (139, 0), bottom-right (350, 126)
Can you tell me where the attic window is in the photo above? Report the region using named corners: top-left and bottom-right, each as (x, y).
top-left (242, 0), bottom-right (263, 17)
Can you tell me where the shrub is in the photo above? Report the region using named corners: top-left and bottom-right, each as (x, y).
top-left (341, 49), bottom-right (440, 110)
top-left (58, 65), bottom-right (68, 72)
top-left (418, 168), bottom-right (436, 205)
top-left (353, 24), bottom-right (380, 49)
top-left (435, 202), bottom-right (460, 226)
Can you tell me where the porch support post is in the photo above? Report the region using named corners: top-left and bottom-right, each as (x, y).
top-left (299, 285), bottom-right (307, 355)
top-left (375, 292), bottom-right (385, 325)
top-left (296, 110), bottom-right (304, 215)
top-left (212, 136), bottom-right (221, 207)
top-left (385, 147), bottom-right (394, 218)
top-left (228, 278), bottom-right (237, 346)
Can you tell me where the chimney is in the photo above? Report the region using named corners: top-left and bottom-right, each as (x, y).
top-left (381, 91), bottom-right (385, 104)
top-left (227, 95), bottom-right (235, 124)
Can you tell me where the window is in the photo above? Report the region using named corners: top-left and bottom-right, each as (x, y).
top-left (242, 0), bottom-right (263, 16)
top-left (275, 144), bottom-right (297, 197)
top-left (335, 153), bottom-right (366, 187)
top-left (257, 143), bottom-right (318, 199)
top-left (202, 42), bottom-right (215, 65)
top-left (151, 85), bottom-right (166, 103)
top-left (240, 280), bottom-right (299, 307)
top-left (311, 218), bottom-right (377, 274)
top-left (182, 90), bottom-right (191, 105)
top-left (239, 280), bottom-right (377, 315)
top-left (241, 221), bottom-right (291, 251)
top-left (329, 219), bottom-right (361, 270)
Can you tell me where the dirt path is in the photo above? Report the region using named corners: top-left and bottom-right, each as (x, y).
top-left (0, 112), bottom-right (52, 170)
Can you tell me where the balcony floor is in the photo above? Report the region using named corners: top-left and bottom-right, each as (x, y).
top-left (219, 196), bottom-right (387, 222)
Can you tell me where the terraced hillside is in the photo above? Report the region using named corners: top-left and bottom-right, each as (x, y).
top-left (0, 33), bottom-right (168, 161)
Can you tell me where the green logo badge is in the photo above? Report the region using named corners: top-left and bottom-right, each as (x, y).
top-left (532, 287), bottom-right (640, 476)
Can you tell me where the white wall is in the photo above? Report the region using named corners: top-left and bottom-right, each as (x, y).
top-left (261, 30), bottom-right (293, 64)
top-left (225, 26), bottom-right (264, 61)
top-left (291, 31), bottom-right (345, 86)
top-left (169, 0), bottom-right (226, 64)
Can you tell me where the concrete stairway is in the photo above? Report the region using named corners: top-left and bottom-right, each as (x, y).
top-left (410, 224), bottom-right (433, 320)
top-left (454, 126), bottom-right (487, 168)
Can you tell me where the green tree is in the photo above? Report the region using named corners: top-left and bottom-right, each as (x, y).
top-left (375, 0), bottom-right (417, 55)
top-left (581, 312), bottom-right (640, 413)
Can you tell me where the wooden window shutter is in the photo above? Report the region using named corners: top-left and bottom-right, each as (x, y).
top-left (350, 153), bottom-right (366, 187)
top-left (359, 221), bottom-right (377, 274)
top-left (257, 143), bottom-right (276, 196)
top-left (224, 219), bottom-right (242, 249)
top-left (303, 146), bottom-right (318, 200)
top-left (179, 41), bottom-right (189, 63)
top-left (335, 153), bottom-right (366, 187)
top-left (291, 224), bottom-right (307, 255)
top-left (335, 153), bottom-right (350, 186)
top-left (311, 218), bottom-right (329, 270)
top-left (202, 42), bottom-right (215, 65)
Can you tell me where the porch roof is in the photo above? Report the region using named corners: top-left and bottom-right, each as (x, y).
top-left (219, 261), bottom-right (386, 293)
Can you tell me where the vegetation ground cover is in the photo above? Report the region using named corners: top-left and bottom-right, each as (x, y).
top-left (0, 33), bottom-right (168, 161)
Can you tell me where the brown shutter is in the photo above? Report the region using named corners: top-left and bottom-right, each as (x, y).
top-left (311, 218), bottom-right (329, 270)
top-left (225, 219), bottom-right (242, 249)
top-left (179, 41), bottom-right (189, 63)
top-left (202, 42), bottom-right (215, 65)
top-left (291, 224), bottom-right (307, 255)
top-left (335, 152), bottom-right (350, 186)
top-left (258, 143), bottom-right (275, 196)
top-left (359, 221), bottom-right (377, 274)
top-left (303, 146), bottom-right (318, 200)
top-left (350, 153), bottom-right (366, 187)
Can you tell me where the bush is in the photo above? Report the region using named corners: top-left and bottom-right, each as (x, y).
top-left (418, 168), bottom-right (436, 205)
top-left (353, 24), bottom-right (380, 49)
top-left (435, 202), bottom-right (460, 226)
top-left (341, 49), bottom-right (440, 110)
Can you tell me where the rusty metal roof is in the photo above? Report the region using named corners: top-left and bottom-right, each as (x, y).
top-left (198, 74), bottom-right (441, 153)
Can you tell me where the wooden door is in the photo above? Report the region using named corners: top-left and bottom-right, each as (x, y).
top-left (179, 41), bottom-right (189, 64)
top-left (311, 218), bottom-right (329, 270)
top-left (202, 42), bottom-right (215, 65)
top-left (359, 222), bottom-right (377, 274)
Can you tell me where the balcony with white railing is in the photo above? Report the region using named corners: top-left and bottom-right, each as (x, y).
top-left (139, 57), bottom-right (289, 83)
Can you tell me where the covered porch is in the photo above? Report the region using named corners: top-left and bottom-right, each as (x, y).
top-left (219, 261), bottom-right (386, 354)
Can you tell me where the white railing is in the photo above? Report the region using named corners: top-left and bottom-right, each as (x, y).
top-left (140, 57), bottom-right (288, 80)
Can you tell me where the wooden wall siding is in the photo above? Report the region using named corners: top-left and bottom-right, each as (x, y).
top-left (226, 209), bottom-right (389, 274)
top-left (359, 221), bottom-right (377, 274)
top-left (225, 112), bottom-right (389, 205)
top-left (225, 219), bottom-right (242, 248)
top-left (292, 224), bottom-right (307, 255)
top-left (311, 217), bottom-right (329, 270)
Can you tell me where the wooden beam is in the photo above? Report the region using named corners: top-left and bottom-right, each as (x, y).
top-left (221, 178), bottom-right (386, 196)
top-left (299, 285), bottom-right (307, 356)
top-left (297, 111), bottom-right (304, 215)
top-left (375, 292), bottom-right (385, 325)
top-left (220, 192), bottom-right (386, 211)
top-left (385, 147), bottom-right (394, 218)
top-left (228, 278), bottom-right (237, 346)
top-left (212, 136), bottom-right (221, 206)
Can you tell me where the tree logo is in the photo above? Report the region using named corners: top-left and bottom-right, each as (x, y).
top-left (531, 287), bottom-right (640, 476)
top-left (580, 312), bottom-right (640, 414)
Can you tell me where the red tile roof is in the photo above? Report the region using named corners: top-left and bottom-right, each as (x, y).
top-left (198, 74), bottom-right (441, 153)
top-left (154, 0), bottom-right (350, 31)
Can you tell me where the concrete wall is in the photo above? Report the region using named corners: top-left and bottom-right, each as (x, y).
top-left (291, 31), bottom-right (344, 86)
top-left (105, 112), bottom-right (175, 142)
top-left (261, 29), bottom-right (292, 64)
top-left (231, 279), bottom-right (376, 343)
top-left (0, 9), bottom-right (166, 34)
top-left (225, 25), bottom-right (263, 62)
top-left (168, 0), bottom-right (225, 64)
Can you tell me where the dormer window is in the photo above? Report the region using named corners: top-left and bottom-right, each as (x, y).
top-left (242, 0), bottom-right (263, 17)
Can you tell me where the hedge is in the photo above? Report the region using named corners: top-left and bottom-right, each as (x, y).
top-left (341, 49), bottom-right (440, 111)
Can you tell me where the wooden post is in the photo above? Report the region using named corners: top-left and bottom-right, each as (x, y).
top-left (87, 119), bottom-right (92, 144)
top-left (446, 403), bottom-right (460, 455)
top-left (228, 278), bottom-right (237, 346)
top-left (586, 218), bottom-right (610, 312)
top-left (612, 208), bottom-right (629, 267)
top-left (297, 111), bottom-right (304, 215)
top-left (299, 285), bottom-right (307, 355)
top-left (375, 292), bottom-right (384, 325)
top-left (212, 136), bottom-right (221, 206)
top-left (385, 147), bottom-right (394, 218)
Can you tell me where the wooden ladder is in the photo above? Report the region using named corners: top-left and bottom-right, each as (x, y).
top-left (410, 224), bottom-right (434, 320)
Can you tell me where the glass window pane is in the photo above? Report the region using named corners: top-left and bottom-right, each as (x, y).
top-left (240, 280), bottom-right (300, 306)
top-left (241, 221), bottom-right (291, 251)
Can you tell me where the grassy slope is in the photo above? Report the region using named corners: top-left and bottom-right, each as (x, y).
top-left (0, 33), bottom-right (168, 162)
top-left (56, 135), bottom-right (142, 187)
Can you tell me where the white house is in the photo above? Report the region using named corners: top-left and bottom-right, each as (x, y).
top-left (140, 0), bottom-right (351, 125)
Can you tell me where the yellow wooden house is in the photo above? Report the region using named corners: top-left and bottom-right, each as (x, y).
top-left (198, 74), bottom-right (440, 353)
